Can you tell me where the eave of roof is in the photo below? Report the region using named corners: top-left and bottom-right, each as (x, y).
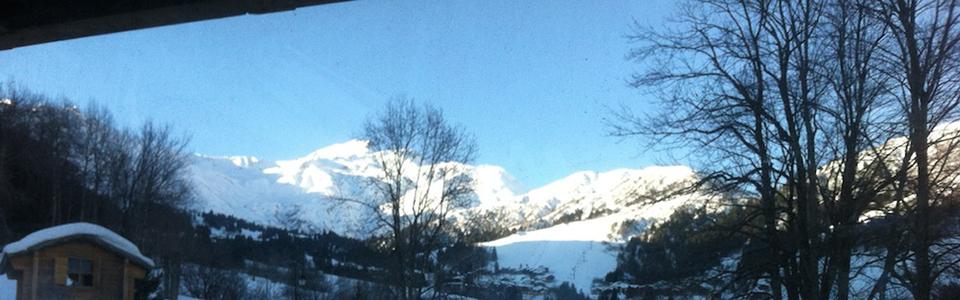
top-left (0, 0), bottom-right (350, 50)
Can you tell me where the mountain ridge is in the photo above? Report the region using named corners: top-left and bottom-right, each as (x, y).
top-left (187, 140), bottom-right (699, 239)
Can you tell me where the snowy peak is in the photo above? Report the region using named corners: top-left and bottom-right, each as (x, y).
top-left (496, 165), bottom-right (696, 229)
top-left (261, 140), bottom-right (378, 195)
top-left (188, 140), bottom-right (701, 238)
top-left (228, 156), bottom-right (260, 168)
top-left (526, 166), bottom-right (694, 201)
top-left (189, 153), bottom-right (375, 237)
top-left (302, 139), bottom-right (370, 161)
top-left (192, 154), bottom-right (261, 168)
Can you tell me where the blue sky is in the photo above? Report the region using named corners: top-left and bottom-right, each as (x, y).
top-left (0, 0), bottom-right (676, 189)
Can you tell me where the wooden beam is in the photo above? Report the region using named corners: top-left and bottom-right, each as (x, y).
top-left (30, 251), bottom-right (38, 300)
top-left (122, 258), bottom-right (129, 300)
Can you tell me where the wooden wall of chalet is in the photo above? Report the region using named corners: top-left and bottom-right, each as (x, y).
top-left (6, 240), bottom-right (147, 300)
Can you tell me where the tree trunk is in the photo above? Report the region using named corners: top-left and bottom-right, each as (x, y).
top-left (909, 104), bottom-right (932, 300)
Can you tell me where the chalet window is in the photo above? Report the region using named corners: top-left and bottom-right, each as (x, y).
top-left (67, 258), bottom-right (94, 287)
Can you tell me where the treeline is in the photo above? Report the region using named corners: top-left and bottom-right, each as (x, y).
top-left (194, 211), bottom-right (500, 299)
top-left (190, 212), bottom-right (393, 299)
top-left (609, 0), bottom-right (960, 299)
top-left (197, 211), bottom-right (394, 280)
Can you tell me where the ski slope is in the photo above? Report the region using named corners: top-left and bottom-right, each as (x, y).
top-left (480, 192), bottom-right (703, 295)
top-left (481, 216), bottom-right (621, 294)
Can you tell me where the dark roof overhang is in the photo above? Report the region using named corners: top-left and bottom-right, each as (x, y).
top-left (0, 0), bottom-right (349, 50)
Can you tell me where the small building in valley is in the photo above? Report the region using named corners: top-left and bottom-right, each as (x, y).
top-left (0, 222), bottom-right (154, 300)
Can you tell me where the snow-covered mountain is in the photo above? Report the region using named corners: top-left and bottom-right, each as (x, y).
top-left (188, 140), bottom-right (701, 239)
top-left (186, 140), bottom-right (711, 296)
top-left (192, 140), bottom-right (376, 236)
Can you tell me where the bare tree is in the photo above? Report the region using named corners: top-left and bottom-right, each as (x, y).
top-left (816, 0), bottom-right (895, 298)
top-left (347, 97), bottom-right (477, 299)
top-left (74, 102), bottom-right (120, 222)
top-left (609, 0), bottom-right (951, 299)
top-left (612, 0), bottom-right (804, 297)
top-left (182, 264), bottom-right (249, 300)
top-left (117, 122), bottom-right (193, 300)
top-left (873, 0), bottom-right (960, 298)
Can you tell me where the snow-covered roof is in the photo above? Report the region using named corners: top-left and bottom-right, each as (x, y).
top-left (0, 222), bottom-right (154, 270)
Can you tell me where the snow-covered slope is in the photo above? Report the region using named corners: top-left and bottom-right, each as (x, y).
top-left (480, 189), bottom-right (707, 295)
top-left (480, 217), bottom-right (622, 293)
top-left (189, 140), bottom-right (700, 240)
